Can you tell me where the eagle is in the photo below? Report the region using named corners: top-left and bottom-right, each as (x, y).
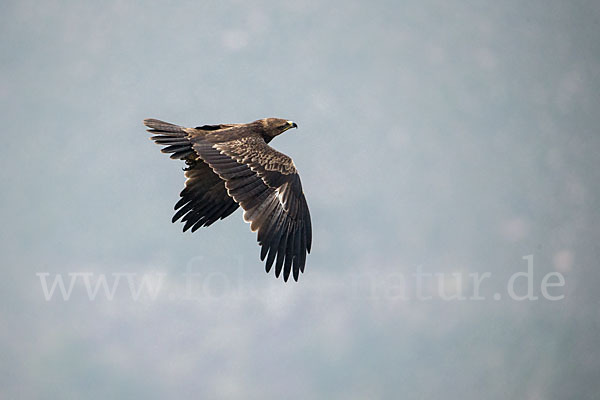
top-left (144, 118), bottom-right (312, 282)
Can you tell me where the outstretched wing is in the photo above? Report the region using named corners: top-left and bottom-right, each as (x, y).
top-left (193, 135), bottom-right (312, 282)
top-left (173, 160), bottom-right (239, 231)
top-left (144, 119), bottom-right (239, 230)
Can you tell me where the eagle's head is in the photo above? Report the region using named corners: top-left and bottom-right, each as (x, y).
top-left (259, 118), bottom-right (298, 141)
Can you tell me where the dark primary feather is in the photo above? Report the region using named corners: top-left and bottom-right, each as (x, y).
top-left (176, 160), bottom-right (239, 231)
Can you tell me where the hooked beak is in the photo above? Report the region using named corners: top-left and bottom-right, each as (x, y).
top-left (287, 120), bottom-right (298, 129)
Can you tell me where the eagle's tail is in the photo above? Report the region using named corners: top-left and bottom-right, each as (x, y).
top-left (143, 119), bottom-right (195, 160)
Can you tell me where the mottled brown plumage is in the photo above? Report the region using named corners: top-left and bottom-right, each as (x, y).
top-left (144, 118), bottom-right (312, 282)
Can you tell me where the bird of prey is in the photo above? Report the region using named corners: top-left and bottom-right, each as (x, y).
top-left (144, 118), bottom-right (312, 282)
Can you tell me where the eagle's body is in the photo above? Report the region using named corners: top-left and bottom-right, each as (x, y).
top-left (144, 118), bottom-right (311, 282)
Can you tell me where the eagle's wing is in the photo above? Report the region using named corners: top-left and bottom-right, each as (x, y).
top-left (144, 119), bottom-right (239, 231)
top-left (193, 135), bottom-right (312, 282)
top-left (173, 159), bottom-right (240, 231)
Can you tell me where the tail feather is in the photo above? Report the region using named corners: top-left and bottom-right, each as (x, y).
top-left (144, 119), bottom-right (186, 134)
top-left (144, 118), bottom-right (194, 160)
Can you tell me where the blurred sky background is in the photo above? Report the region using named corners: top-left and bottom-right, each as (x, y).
top-left (1, 0), bottom-right (599, 399)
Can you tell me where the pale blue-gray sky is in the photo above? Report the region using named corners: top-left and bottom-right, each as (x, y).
top-left (1, 1), bottom-right (599, 399)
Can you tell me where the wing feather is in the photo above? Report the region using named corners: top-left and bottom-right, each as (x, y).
top-left (193, 135), bottom-right (312, 281)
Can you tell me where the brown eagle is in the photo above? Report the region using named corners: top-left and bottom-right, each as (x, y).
top-left (144, 118), bottom-right (312, 282)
